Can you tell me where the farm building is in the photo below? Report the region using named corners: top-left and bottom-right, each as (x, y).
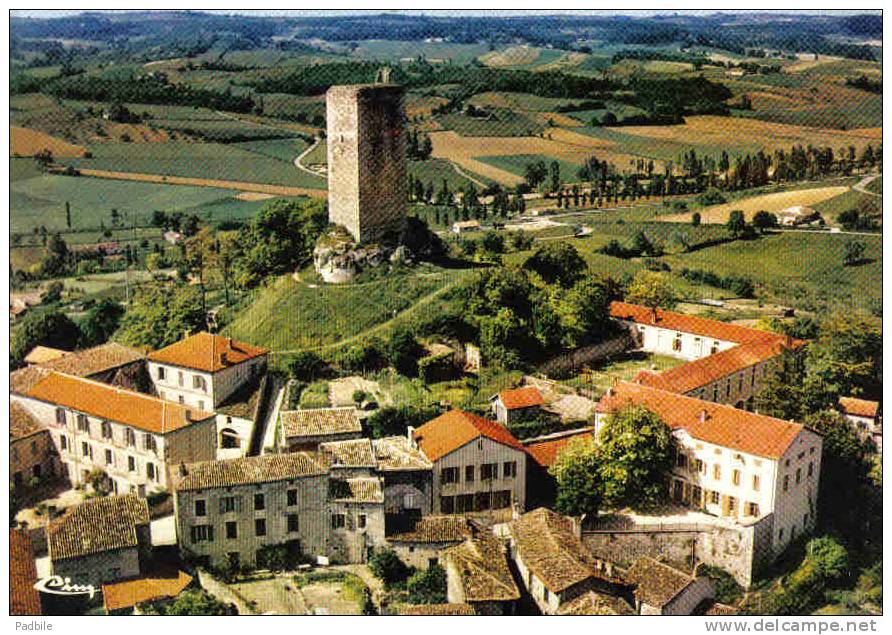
top-left (838, 396), bottom-right (882, 452)
top-left (452, 219), bottom-right (481, 233)
top-left (775, 205), bottom-right (820, 226)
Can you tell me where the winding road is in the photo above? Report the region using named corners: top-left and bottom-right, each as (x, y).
top-left (853, 174), bottom-right (881, 198)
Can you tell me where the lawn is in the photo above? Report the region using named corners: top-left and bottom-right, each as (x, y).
top-left (561, 351), bottom-right (687, 396)
top-left (67, 141), bottom-right (326, 189)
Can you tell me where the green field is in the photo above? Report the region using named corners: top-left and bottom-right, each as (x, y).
top-left (475, 154), bottom-right (582, 182)
top-left (409, 158), bottom-right (486, 189)
top-left (436, 110), bottom-right (544, 137)
top-left (349, 39), bottom-right (491, 63)
top-left (67, 141), bottom-right (326, 188)
top-left (233, 137), bottom-right (310, 163)
top-left (224, 271), bottom-right (463, 352)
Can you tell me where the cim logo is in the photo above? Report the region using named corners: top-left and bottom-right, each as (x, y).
top-left (33, 576), bottom-right (97, 599)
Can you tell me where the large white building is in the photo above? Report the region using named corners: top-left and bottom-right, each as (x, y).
top-left (596, 381), bottom-right (823, 555)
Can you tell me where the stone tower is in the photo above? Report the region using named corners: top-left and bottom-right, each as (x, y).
top-left (326, 82), bottom-right (407, 243)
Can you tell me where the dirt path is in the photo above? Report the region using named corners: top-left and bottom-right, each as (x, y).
top-left (76, 167), bottom-right (327, 198)
top-left (294, 137), bottom-right (326, 179)
top-left (853, 174), bottom-right (881, 198)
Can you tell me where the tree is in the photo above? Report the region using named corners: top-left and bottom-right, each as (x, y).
top-left (626, 270), bottom-right (676, 315)
top-left (11, 311), bottom-right (80, 366)
top-left (806, 536), bottom-right (849, 581)
top-left (337, 342), bottom-right (383, 373)
top-left (843, 240), bottom-right (866, 266)
top-left (726, 210), bottom-right (747, 238)
top-left (406, 564), bottom-right (447, 604)
top-left (691, 212), bottom-right (701, 227)
top-left (41, 281), bottom-right (64, 304)
top-left (523, 242), bottom-right (587, 288)
top-left (78, 299), bottom-right (125, 347)
top-left (555, 276), bottom-right (613, 348)
top-left (596, 406), bottom-right (674, 509)
top-left (287, 351), bottom-right (324, 382)
top-left (549, 436), bottom-right (603, 517)
top-left (368, 547), bottom-right (410, 588)
top-left (480, 230), bottom-right (505, 255)
top-left (754, 347), bottom-right (808, 420)
top-left (384, 327), bottom-right (423, 377)
top-left (146, 589), bottom-right (235, 615)
top-left (113, 282), bottom-right (205, 349)
top-left (805, 311), bottom-right (881, 401)
top-left (367, 405), bottom-right (440, 439)
top-left (752, 210), bottom-right (777, 232)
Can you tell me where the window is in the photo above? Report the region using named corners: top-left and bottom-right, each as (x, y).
top-left (221, 496), bottom-right (237, 513)
top-left (727, 496), bottom-right (738, 514)
top-left (503, 461), bottom-right (517, 478)
top-left (696, 459), bottom-right (705, 474)
top-left (146, 463), bottom-right (156, 481)
top-left (711, 341), bottom-right (719, 355)
top-left (125, 428), bottom-right (136, 447)
top-left (807, 462), bottom-right (814, 478)
top-left (783, 475), bottom-right (789, 492)
top-left (225, 521), bottom-right (238, 539)
top-left (725, 380), bottom-right (731, 398)
top-left (254, 493), bottom-right (265, 511)
top-left (713, 464), bottom-right (721, 480)
top-left (779, 528), bottom-right (785, 541)
top-left (255, 519), bottom-right (266, 537)
top-left (157, 366), bottom-right (166, 380)
top-left (31, 440), bottom-right (38, 455)
top-left (440, 496), bottom-right (455, 514)
top-left (676, 453), bottom-right (688, 469)
top-left (809, 447), bottom-right (815, 455)
top-left (128, 456), bottom-right (136, 472)
top-left (732, 469), bottom-right (741, 486)
top-left (143, 434), bottom-right (156, 452)
top-left (55, 408), bottom-right (66, 426)
top-left (747, 502), bottom-right (761, 517)
top-left (193, 375), bottom-right (207, 392)
top-left (287, 514), bottom-right (299, 533)
top-left (105, 449), bottom-right (113, 466)
top-left (198, 401), bottom-right (205, 411)
top-left (710, 491), bottom-right (720, 505)
top-left (60, 435), bottom-right (68, 451)
top-left (178, 371), bottom-right (184, 387)
top-left (190, 525), bottom-right (213, 543)
top-left (481, 463), bottom-right (498, 481)
top-left (81, 442), bottom-right (92, 459)
top-left (752, 475), bottom-right (760, 491)
top-left (440, 467), bottom-right (459, 484)
top-left (358, 514), bottom-right (367, 529)
top-left (178, 396), bottom-right (185, 405)
top-left (101, 421), bottom-right (112, 439)
top-left (796, 468), bottom-right (802, 484)
top-left (673, 334), bottom-right (682, 352)
top-left (465, 465), bottom-right (475, 483)
top-left (195, 500), bottom-right (207, 517)
top-left (738, 375), bottom-right (744, 392)
top-left (77, 414), bottom-right (89, 433)
top-left (287, 489), bottom-right (298, 506)
top-left (331, 514), bottom-right (346, 529)
top-left (712, 386), bottom-right (719, 402)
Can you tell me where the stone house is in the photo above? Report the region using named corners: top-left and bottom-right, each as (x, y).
top-left (280, 407), bottom-right (363, 451)
top-left (372, 435), bottom-right (433, 530)
top-left (10, 401), bottom-right (59, 490)
top-left (34, 342), bottom-right (147, 389)
top-left (328, 477), bottom-right (386, 564)
top-left (441, 536), bottom-right (520, 615)
top-left (386, 515), bottom-right (476, 569)
top-left (214, 374), bottom-right (271, 459)
top-left (626, 557), bottom-right (715, 615)
top-left (501, 508), bottom-right (633, 615)
top-left (596, 381), bottom-right (823, 557)
top-left (47, 495), bottom-right (151, 588)
top-left (491, 386), bottom-right (544, 425)
top-left (412, 409), bottom-right (526, 515)
top-left (172, 452), bottom-right (329, 570)
top-left (838, 396), bottom-right (882, 452)
top-left (12, 370), bottom-right (216, 497)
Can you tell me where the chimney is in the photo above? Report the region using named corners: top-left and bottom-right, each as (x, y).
top-left (700, 409), bottom-right (709, 423)
top-left (407, 426), bottom-right (416, 447)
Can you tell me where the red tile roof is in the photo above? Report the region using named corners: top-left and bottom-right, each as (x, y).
top-left (102, 568), bottom-right (192, 612)
top-left (413, 409), bottom-right (525, 462)
top-left (498, 386), bottom-right (544, 410)
top-left (10, 402), bottom-right (45, 440)
top-left (597, 382), bottom-right (806, 459)
top-left (25, 372), bottom-right (213, 434)
top-left (148, 332), bottom-right (268, 373)
top-left (524, 429), bottom-right (594, 468)
top-left (610, 301), bottom-right (783, 345)
top-left (634, 340), bottom-right (793, 395)
top-left (9, 529), bottom-right (41, 616)
top-left (838, 397), bottom-right (879, 419)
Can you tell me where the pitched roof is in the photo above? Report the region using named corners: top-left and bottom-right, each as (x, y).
top-left (329, 477), bottom-right (384, 504)
top-left (442, 537), bottom-right (521, 603)
top-left (10, 366), bottom-right (51, 395)
top-left (557, 591), bottom-right (636, 616)
top-left (372, 436), bottom-right (432, 471)
top-left (610, 301), bottom-right (782, 345)
top-left (396, 603), bottom-right (476, 616)
top-left (10, 529), bottom-right (41, 616)
top-left (387, 515), bottom-right (475, 543)
top-left (626, 557), bottom-right (696, 609)
top-left (507, 508), bottom-right (626, 594)
top-left (320, 438), bottom-right (377, 469)
top-left (216, 376), bottom-right (265, 419)
top-left (24, 346), bottom-right (69, 365)
top-left (839, 396), bottom-right (879, 419)
top-left (148, 332), bottom-right (268, 373)
top-left (102, 568), bottom-right (193, 612)
top-left (596, 382), bottom-right (806, 459)
top-left (24, 372), bottom-right (213, 434)
top-left (10, 401), bottom-right (45, 440)
top-left (634, 340), bottom-right (792, 395)
top-left (175, 452), bottom-right (326, 491)
top-left (48, 495), bottom-right (149, 561)
top-left (280, 407), bottom-right (362, 439)
top-left (413, 409), bottom-right (525, 462)
top-left (37, 342), bottom-right (144, 377)
top-left (523, 428), bottom-right (594, 468)
top-left (498, 386), bottom-right (544, 410)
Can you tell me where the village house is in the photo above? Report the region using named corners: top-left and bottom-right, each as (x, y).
top-left (10, 401), bottom-right (59, 490)
top-left (596, 382), bottom-right (823, 555)
top-left (147, 332), bottom-right (268, 412)
top-left (280, 407), bottom-right (364, 450)
top-left (491, 386), bottom-right (545, 425)
top-left (214, 374), bottom-right (271, 458)
top-left (500, 508), bottom-right (633, 615)
top-left (47, 494), bottom-right (152, 588)
top-left (328, 476), bottom-right (386, 563)
top-left (172, 452), bottom-right (329, 570)
top-left (838, 396), bottom-right (882, 452)
top-left (441, 535), bottom-right (521, 615)
top-left (12, 370), bottom-right (216, 497)
top-left (386, 515), bottom-right (476, 569)
top-left (372, 435), bottom-right (434, 529)
top-left (412, 409), bottom-right (527, 515)
top-left (626, 557), bottom-right (715, 616)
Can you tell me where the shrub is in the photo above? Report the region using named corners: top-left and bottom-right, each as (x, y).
top-left (696, 188), bottom-right (727, 205)
top-left (407, 564), bottom-right (447, 604)
top-left (287, 351), bottom-right (325, 381)
top-left (368, 547), bottom-right (410, 588)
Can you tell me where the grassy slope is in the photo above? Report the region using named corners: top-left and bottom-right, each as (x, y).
top-left (474, 154), bottom-right (583, 180)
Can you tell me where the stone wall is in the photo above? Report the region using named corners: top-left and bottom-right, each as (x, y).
top-left (537, 331), bottom-right (634, 379)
